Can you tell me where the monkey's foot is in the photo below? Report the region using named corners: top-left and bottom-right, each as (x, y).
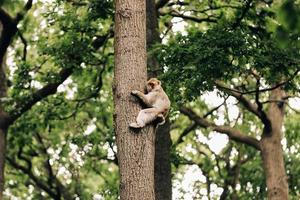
top-left (156, 114), bottom-right (165, 125)
top-left (129, 122), bottom-right (142, 129)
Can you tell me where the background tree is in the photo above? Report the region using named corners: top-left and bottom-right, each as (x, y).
top-left (155, 0), bottom-right (300, 199)
top-left (146, 0), bottom-right (172, 199)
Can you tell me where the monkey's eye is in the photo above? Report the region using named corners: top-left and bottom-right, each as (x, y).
top-left (148, 82), bottom-right (155, 87)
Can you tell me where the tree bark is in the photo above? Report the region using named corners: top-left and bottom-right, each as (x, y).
top-left (261, 88), bottom-right (289, 200)
top-left (0, 127), bottom-right (6, 200)
top-left (154, 121), bottom-right (172, 200)
top-left (0, 21), bottom-right (8, 199)
top-left (114, 1), bottom-right (155, 200)
top-left (145, 1), bottom-right (172, 199)
top-left (146, 0), bottom-right (161, 78)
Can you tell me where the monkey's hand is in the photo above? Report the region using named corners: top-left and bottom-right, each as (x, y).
top-left (131, 90), bottom-right (151, 107)
top-left (131, 90), bottom-right (141, 96)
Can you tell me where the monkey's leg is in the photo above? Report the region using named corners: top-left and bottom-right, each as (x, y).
top-left (129, 108), bottom-right (158, 128)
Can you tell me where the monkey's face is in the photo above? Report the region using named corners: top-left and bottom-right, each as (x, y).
top-left (146, 78), bottom-right (161, 92)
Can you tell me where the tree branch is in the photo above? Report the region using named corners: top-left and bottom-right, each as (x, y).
top-left (159, 9), bottom-right (218, 23)
top-left (0, 8), bottom-right (13, 26)
top-left (217, 74), bottom-right (299, 95)
top-left (174, 99), bottom-right (227, 147)
top-left (215, 80), bottom-right (260, 116)
top-left (180, 107), bottom-right (261, 150)
top-left (173, 122), bottom-right (197, 146)
top-left (18, 30), bottom-right (27, 61)
top-left (195, 4), bottom-right (240, 13)
top-left (215, 80), bottom-right (271, 128)
top-left (34, 133), bottom-right (55, 186)
top-left (15, 0), bottom-right (33, 23)
top-left (8, 67), bottom-right (74, 124)
top-left (287, 103), bottom-right (300, 114)
top-left (6, 157), bottom-right (59, 199)
top-left (0, 0), bottom-right (33, 68)
top-left (17, 146), bottom-right (32, 170)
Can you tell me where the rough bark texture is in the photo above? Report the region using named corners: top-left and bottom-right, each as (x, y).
top-left (0, 23), bottom-right (8, 200)
top-left (146, 0), bottom-right (161, 78)
top-left (154, 121), bottom-right (172, 200)
top-left (0, 124), bottom-right (6, 200)
top-left (261, 88), bottom-right (289, 200)
top-left (114, 1), bottom-right (155, 200)
top-left (146, 0), bottom-right (172, 199)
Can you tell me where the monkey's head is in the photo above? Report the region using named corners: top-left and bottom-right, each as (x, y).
top-left (146, 78), bottom-right (161, 92)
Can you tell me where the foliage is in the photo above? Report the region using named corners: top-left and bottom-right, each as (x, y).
top-left (3, 0), bottom-right (118, 199)
top-left (155, 22), bottom-right (299, 103)
top-left (2, 0), bottom-right (300, 199)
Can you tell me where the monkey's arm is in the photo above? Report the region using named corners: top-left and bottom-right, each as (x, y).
top-left (131, 90), bottom-right (152, 107)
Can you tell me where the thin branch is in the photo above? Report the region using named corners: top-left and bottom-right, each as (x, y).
top-left (18, 30), bottom-right (27, 61)
top-left (6, 157), bottom-right (59, 199)
top-left (57, 101), bottom-right (83, 120)
top-left (17, 146), bottom-right (32, 170)
top-left (15, 0), bottom-right (33, 23)
top-left (203, 97), bottom-right (228, 118)
top-left (73, 58), bottom-right (107, 102)
top-left (161, 21), bottom-right (173, 40)
top-left (34, 132), bottom-right (55, 187)
top-left (215, 80), bottom-right (271, 128)
top-left (287, 103), bottom-right (300, 114)
top-left (195, 4), bottom-right (240, 13)
top-left (164, 1), bottom-right (189, 8)
top-left (180, 107), bottom-right (261, 150)
top-left (34, 132), bottom-right (73, 200)
top-left (159, 9), bottom-right (218, 23)
top-left (92, 27), bottom-right (114, 50)
top-left (174, 99), bottom-right (226, 147)
top-left (255, 77), bottom-right (263, 111)
top-left (261, 97), bottom-right (290, 105)
top-left (173, 122), bottom-right (197, 146)
top-left (216, 68), bottom-right (300, 96)
top-left (215, 80), bottom-right (261, 117)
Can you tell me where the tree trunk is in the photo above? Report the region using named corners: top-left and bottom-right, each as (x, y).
top-left (261, 88), bottom-right (289, 200)
top-left (0, 52), bottom-right (7, 200)
top-left (0, 79), bottom-right (10, 200)
top-left (0, 128), bottom-right (6, 200)
top-left (0, 20), bottom-right (8, 198)
top-left (145, 1), bottom-right (172, 199)
top-left (146, 0), bottom-right (161, 78)
top-left (114, 1), bottom-right (155, 200)
top-left (154, 121), bottom-right (172, 200)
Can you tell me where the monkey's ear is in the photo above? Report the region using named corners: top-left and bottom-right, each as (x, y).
top-left (157, 80), bottom-right (161, 85)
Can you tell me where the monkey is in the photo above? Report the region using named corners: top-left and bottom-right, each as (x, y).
top-left (129, 78), bottom-right (170, 129)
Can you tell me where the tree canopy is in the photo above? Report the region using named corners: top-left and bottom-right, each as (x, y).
top-left (0, 0), bottom-right (299, 199)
